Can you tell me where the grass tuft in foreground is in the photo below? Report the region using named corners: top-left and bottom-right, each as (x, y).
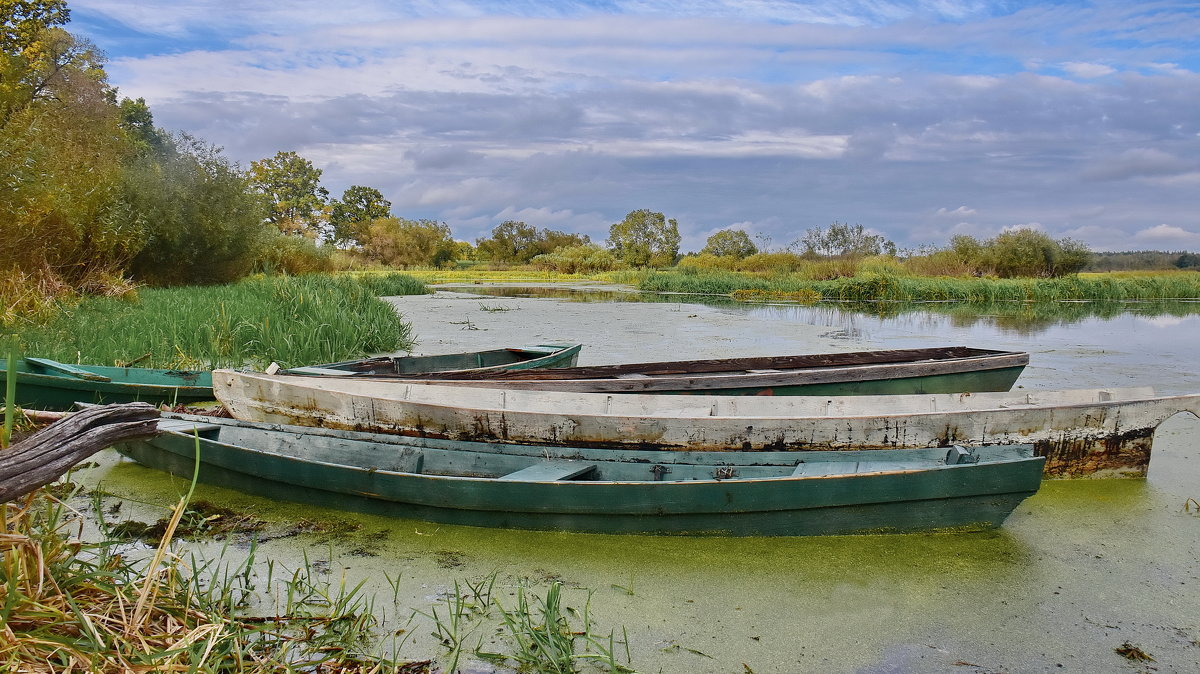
top-left (0, 487), bottom-right (427, 673)
top-left (12, 273), bottom-right (429, 369)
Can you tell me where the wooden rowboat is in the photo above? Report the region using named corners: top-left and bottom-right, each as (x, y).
top-left (114, 415), bottom-right (1045, 536)
top-left (317, 346), bottom-right (1028, 396)
top-left (212, 370), bottom-right (1200, 478)
top-left (281, 343), bottom-right (582, 377)
top-left (1, 344), bottom-right (580, 412)
top-left (0, 358), bottom-right (213, 411)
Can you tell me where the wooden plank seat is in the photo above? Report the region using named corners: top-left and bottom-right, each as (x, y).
top-left (499, 460), bottom-right (596, 482)
top-left (25, 358), bottom-right (111, 382)
top-left (510, 346), bottom-right (562, 354)
top-left (283, 366), bottom-right (359, 376)
top-left (158, 420), bottom-right (222, 436)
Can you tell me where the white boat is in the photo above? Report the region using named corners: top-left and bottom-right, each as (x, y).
top-left (211, 369), bottom-right (1200, 478)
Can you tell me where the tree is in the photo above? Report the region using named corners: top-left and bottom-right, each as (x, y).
top-left (796, 222), bottom-right (895, 258)
top-left (124, 133), bottom-right (272, 285)
top-left (986, 229), bottom-right (1090, 278)
top-left (475, 221), bottom-right (590, 265)
top-left (702, 228), bottom-right (758, 258)
top-left (362, 218), bottom-right (458, 267)
top-left (328, 185), bottom-right (391, 247)
top-left (607, 209), bottom-right (681, 268)
top-left (248, 151), bottom-right (329, 237)
top-left (117, 96), bottom-right (167, 155)
top-left (1176, 252), bottom-right (1200, 270)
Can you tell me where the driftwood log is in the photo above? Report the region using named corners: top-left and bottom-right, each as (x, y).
top-left (0, 403), bottom-right (160, 503)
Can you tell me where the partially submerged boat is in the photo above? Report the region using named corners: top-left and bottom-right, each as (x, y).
top-left (212, 370), bottom-right (1200, 478)
top-left (311, 346), bottom-right (1029, 396)
top-left (115, 415), bottom-right (1045, 536)
top-left (0, 357), bottom-right (213, 411)
top-left (282, 343), bottom-right (582, 377)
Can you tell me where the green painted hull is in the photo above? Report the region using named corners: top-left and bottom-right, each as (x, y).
top-left (673, 366), bottom-right (1026, 396)
top-left (115, 416), bottom-right (1045, 537)
top-left (0, 359), bottom-right (213, 411)
top-left (372, 346), bottom-right (1029, 395)
top-left (290, 343), bottom-right (582, 376)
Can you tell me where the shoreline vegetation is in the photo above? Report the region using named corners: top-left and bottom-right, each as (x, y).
top-left (5, 274), bottom-right (429, 369)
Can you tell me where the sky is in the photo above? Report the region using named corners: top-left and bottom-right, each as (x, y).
top-left (69, 1), bottom-right (1200, 253)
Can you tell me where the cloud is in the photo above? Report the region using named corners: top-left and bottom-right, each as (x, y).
top-left (1132, 224), bottom-right (1200, 248)
top-left (67, 2), bottom-right (1200, 253)
top-left (1061, 61), bottom-right (1116, 78)
top-left (1082, 148), bottom-right (1193, 182)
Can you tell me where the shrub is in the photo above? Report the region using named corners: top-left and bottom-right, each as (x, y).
top-left (254, 233), bottom-right (335, 275)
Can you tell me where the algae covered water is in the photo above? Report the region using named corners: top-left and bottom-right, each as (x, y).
top-left (80, 285), bottom-right (1200, 672)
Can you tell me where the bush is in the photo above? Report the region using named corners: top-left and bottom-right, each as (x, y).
top-left (254, 233), bottom-right (335, 275)
top-left (530, 245), bottom-right (621, 274)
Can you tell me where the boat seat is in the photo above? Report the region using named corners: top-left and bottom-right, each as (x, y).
top-left (745, 369), bottom-right (784, 374)
top-left (792, 461), bottom-right (858, 477)
top-left (284, 366), bottom-right (356, 376)
top-left (25, 357), bottom-right (111, 382)
top-left (511, 346), bottom-right (561, 354)
top-left (158, 420), bottom-right (222, 436)
top-left (499, 460), bottom-right (596, 482)
top-left (945, 446), bottom-right (978, 465)
top-left (793, 460), bottom-right (914, 477)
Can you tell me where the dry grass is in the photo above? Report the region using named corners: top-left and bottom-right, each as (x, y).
top-left (0, 486), bottom-right (428, 673)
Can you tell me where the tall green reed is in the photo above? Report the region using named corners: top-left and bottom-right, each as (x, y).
top-left (14, 273), bottom-right (429, 369)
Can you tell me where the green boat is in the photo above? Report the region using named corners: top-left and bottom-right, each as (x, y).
top-left (2, 344), bottom-right (581, 411)
top-left (115, 415), bottom-right (1045, 537)
top-left (0, 358), bottom-right (213, 411)
top-left (319, 346), bottom-right (1028, 396)
top-left (280, 343), bottom-right (582, 376)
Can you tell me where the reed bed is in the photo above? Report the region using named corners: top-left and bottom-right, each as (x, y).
top-left (12, 274), bottom-right (428, 370)
top-left (643, 270), bottom-right (1200, 303)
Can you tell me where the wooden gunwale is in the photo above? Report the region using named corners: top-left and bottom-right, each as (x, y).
top-left (393, 346), bottom-right (1026, 381)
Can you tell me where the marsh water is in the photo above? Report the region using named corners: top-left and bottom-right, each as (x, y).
top-left (79, 284), bottom-right (1199, 673)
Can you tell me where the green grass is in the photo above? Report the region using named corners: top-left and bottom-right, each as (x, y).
top-left (642, 270), bottom-right (1200, 303)
top-left (13, 273), bottom-right (430, 370)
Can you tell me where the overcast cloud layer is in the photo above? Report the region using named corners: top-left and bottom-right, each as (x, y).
top-left (72, 1), bottom-right (1200, 252)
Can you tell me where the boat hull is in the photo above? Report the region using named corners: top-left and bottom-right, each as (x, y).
top-left (1, 360), bottom-right (213, 411)
top-left (364, 346), bottom-right (1028, 396)
top-left (116, 417), bottom-right (1044, 536)
top-left (212, 371), bottom-right (1200, 479)
top-left (287, 343), bottom-right (582, 376)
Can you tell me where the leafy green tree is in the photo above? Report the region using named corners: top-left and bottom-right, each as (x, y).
top-left (117, 96), bottom-right (167, 155)
top-left (328, 185), bottom-right (391, 247)
top-left (363, 218), bottom-right (458, 267)
top-left (607, 209), bottom-right (681, 267)
top-left (475, 221), bottom-right (590, 265)
top-left (0, 7), bottom-right (133, 290)
top-left (796, 222), bottom-right (895, 258)
top-left (249, 151), bottom-right (329, 237)
top-left (124, 133), bottom-right (272, 285)
top-left (1176, 252), bottom-right (1200, 270)
top-left (984, 229), bottom-right (1090, 278)
top-left (701, 228), bottom-right (758, 258)
top-left (0, 1), bottom-right (69, 54)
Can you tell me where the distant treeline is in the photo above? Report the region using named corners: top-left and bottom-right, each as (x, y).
top-left (1083, 251), bottom-right (1200, 272)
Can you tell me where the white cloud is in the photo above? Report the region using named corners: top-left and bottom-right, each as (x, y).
top-left (936, 205), bottom-right (976, 217)
top-left (1060, 61), bottom-right (1116, 78)
top-left (1132, 224), bottom-right (1200, 248)
top-left (69, 2), bottom-right (1200, 253)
